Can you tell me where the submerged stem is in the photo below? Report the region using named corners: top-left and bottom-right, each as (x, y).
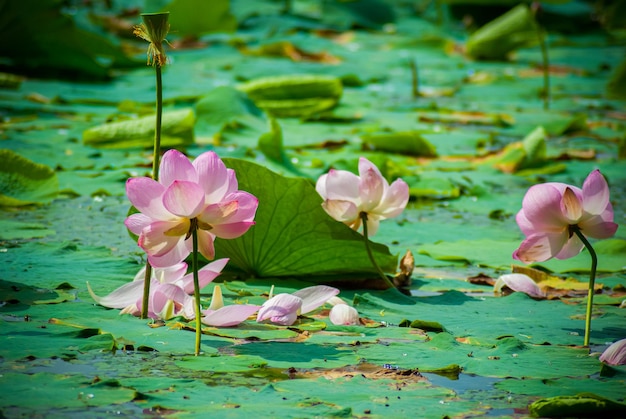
top-left (192, 228), bottom-right (202, 356)
top-left (572, 226), bottom-right (597, 347)
top-left (360, 212), bottom-right (395, 289)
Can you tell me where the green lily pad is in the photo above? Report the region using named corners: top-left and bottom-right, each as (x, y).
top-left (0, 373), bottom-right (137, 410)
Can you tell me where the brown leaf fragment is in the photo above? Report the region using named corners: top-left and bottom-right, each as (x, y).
top-left (467, 273), bottom-right (495, 287)
top-left (393, 250), bottom-right (414, 288)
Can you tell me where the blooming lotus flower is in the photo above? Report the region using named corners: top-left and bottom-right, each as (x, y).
top-left (599, 338), bottom-right (626, 366)
top-left (494, 273), bottom-right (545, 299)
top-left (87, 259), bottom-right (228, 320)
top-left (257, 285), bottom-right (339, 326)
top-left (315, 157), bottom-right (409, 236)
top-left (202, 285), bottom-right (260, 327)
top-left (513, 169), bottom-right (618, 263)
top-left (125, 150), bottom-right (258, 267)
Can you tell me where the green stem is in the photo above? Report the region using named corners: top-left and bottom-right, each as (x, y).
top-left (153, 64), bottom-right (163, 180)
top-left (192, 227), bottom-right (202, 356)
top-left (140, 64), bottom-right (163, 319)
top-left (140, 264), bottom-right (152, 319)
top-left (360, 212), bottom-right (395, 289)
top-left (572, 226), bottom-right (597, 347)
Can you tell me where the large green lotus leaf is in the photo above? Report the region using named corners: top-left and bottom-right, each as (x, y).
top-left (0, 373), bottom-right (136, 410)
top-left (214, 158), bottom-right (397, 279)
top-left (0, 149), bottom-right (59, 206)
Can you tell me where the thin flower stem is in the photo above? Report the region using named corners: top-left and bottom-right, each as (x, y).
top-left (140, 61), bottom-right (164, 319)
top-left (192, 227), bottom-right (202, 356)
top-left (140, 264), bottom-right (152, 319)
top-left (153, 65), bottom-right (163, 181)
top-left (572, 227), bottom-right (597, 347)
top-left (360, 212), bottom-right (395, 289)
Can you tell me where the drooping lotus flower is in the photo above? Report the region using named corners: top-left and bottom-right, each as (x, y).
top-left (599, 338), bottom-right (626, 366)
top-left (87, 259), bottom-right (228, 320)
top-left (257, 285), bottom-right (340, 326)
top-left (124, 150), bottom-right (258, 267)
top-left (202, 285), bottom-right (260, 327)
top-left (513, 169), bottom-right (618, 264)
top-left (315, 157), bottom-right (409, 236)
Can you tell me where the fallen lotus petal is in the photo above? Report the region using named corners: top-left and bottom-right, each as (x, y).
top-left (202, 304), bottom-right (261, 327)
top-left (329, 304), bottom-right (360, 325)
top-left (494, 274), bottom-right (545, 298)
top-left (599, 338), bottom-right (626, 366)
top-left (293, 285), bottom-right (339, 314)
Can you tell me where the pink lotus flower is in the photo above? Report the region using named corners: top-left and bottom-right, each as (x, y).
top-left (315, 157), bottom-right (409, 236)
top-left (599, 338), bottom-right (626, 366)
top-left (513, 169), bottom-right (618, 263)
top-left (257, 285), bottom-right (339, 326)
top-left (202, 285), bottom-right (260, 327)
top-left (125, 150), bottom-right (258, 267)
top-left (87, 259), bottom-right (228, 320)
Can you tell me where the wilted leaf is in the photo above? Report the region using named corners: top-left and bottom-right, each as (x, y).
top-left (82, 109), bottom-right (195, 149)
top-left (361, 131), bottom-right (437, 157)
top-left (0, 149), bottom-right (58, 206)
top-left (238, 74), bottom-right (343, 117)
top-left (466, 4), bottom-right (540, 60)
